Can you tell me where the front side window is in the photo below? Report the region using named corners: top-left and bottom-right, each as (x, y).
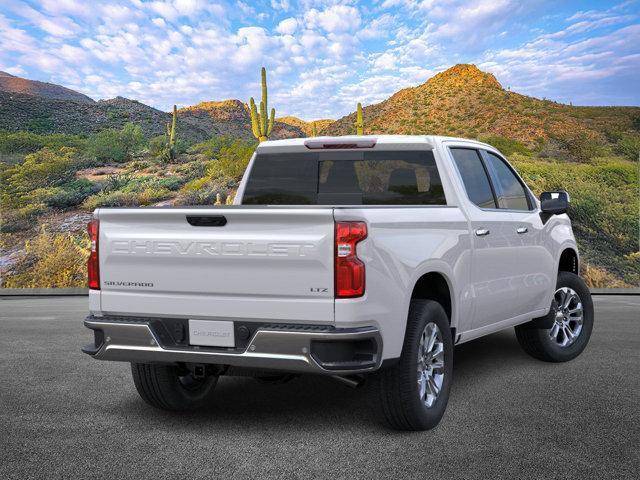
top-left (449, 148), bottom-right (496, 208)
top-left (483, 152), bottom-right (531, 210)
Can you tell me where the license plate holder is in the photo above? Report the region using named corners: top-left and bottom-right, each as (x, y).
top-left (188, 320), bottom-right (235, 347)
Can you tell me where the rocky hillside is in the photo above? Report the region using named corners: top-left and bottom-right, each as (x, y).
top-left (0, 74), bottom-right (303, 142)
top-left (323, 64), bottom-right (640, 147)
top-left (276, 116), bottom-right (334, 136)
top-left (179, 100), bottom-right (303, 140)
top-left (0, 71), bottom-right (94, 104)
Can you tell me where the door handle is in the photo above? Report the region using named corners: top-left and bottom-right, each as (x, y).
top-left (516, 227), bottom-right (528, 234)
top-left (475, 228), bottom-right (490, 237)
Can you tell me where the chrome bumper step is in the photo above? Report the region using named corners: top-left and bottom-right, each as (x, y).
top-left (83, 316), bottom-right (382, 374)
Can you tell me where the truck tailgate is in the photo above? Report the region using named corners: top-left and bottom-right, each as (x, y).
top-left (96, 208), bottom-right (335, 323)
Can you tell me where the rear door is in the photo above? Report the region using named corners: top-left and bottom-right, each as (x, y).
top-left (97, 207), bottom-right (335, 323)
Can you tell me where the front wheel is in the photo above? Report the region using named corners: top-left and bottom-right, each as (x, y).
top-left (515, 271), bottom-right (594, 362)
top-left (377, 300), bottom-right (454, 431)
top-left (131, 363), bottom-right (219, 411)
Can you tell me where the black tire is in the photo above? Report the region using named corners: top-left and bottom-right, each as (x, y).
top-left (131, 363), bottom-right (219, 411)
top-left (515, 271), bottom-right (594, 362)
top-left (377, 300), bottom-right (454, 431)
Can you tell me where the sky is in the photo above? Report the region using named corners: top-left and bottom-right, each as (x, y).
top-left (0, 0), bottom-right (638, 120)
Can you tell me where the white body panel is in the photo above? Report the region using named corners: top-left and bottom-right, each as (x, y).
top-left (90, 135), bottom-right (578, 362)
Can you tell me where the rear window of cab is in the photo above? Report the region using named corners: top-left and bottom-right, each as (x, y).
top-left (242, 150), bottom-right (446, 205)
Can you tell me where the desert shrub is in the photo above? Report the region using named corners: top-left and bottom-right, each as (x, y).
top-left (174, 187), bottom-right (224, 206)
top-left (614, 133), bottom-right (640, 160)
top-left (30, 179), bottom-right (98, 209)
top-left (82, 191), bottom-right (139, 209)
top-left (156, 176), bottom-right (185, 191)
top-left (88, 123), bottom-right (144, 163)
top-left (148, 135), bottom-right (167, 157)
top-left (581, 263), bottom-right (629, 288)
top-left (0, 147), bottom-right (80, 208)
top-left (0, 131), bottom-right (87, 154)
top-left (550, 132), bottom-right (603, 162)
top-left (82, 187), bottom-right (172, 210)
top-left (148, 135), bottom-right (189, 162)
top-left (2, 227), bottom-right (89, 288)
top-left (26, 117), bottom-right (54, 134)
top-left (102, 173), bottom-right (134, 192)
top-left (480, 135), bottom-right (530, 156)
top-left (514, 158), bottom-right (638, 285)
top-left (193, 136), bottom-right (255, 163)
top-left (0, 203), bottom-right (48, 233)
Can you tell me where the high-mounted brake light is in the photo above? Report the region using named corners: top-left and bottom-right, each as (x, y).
top-left (305, 137), bottom-right (377, 149)
top-left (87, 219), bottom-right (100, 290)
top-left (335, 221), bottom-right (367, 298)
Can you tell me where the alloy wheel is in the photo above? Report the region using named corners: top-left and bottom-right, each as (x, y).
top-left (550, 287), bottom-right (584, 347)
top-left (417, 322), bottom-right (445, 408)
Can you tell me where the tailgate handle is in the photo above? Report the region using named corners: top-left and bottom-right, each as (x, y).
top-left (186, 215), bottom-right (227, 227)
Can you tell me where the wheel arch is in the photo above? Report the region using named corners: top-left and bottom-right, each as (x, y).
top-left (410, 271), bottom-right (454, 330)
top-left (558, 247), bottom-right (579, 275)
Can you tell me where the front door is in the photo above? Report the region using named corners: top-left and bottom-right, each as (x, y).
top-left (448, 147), bottom-right (553, 332)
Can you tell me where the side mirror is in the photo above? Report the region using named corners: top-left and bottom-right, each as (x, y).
top-left (540, 191), bottom-right (569, 215)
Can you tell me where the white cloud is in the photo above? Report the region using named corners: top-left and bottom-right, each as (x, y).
top-left (304, 5), bottom-right (361, 33)
top-left (152, 17), bottom-right (166, 28)
top-left (276, 17), bottom-right (298, 35)
top-left (271, 0), bottom-right (291, 11)
top-left (9, 2), bottom-right (80, 37)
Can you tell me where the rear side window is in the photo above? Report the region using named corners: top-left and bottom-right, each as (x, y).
top-left (450, 148), bottom-right (496, 208)
top-left (242, 150), bottom-right (446, 205)
top-left (483, 152), bottom-right (531, 210)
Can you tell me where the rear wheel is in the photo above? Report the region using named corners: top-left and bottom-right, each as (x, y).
top-left (131, 363), bottom-right (219, 411)
top-left (515, 271), bottom-right (594, 362)
top-left (377, 300), bottom-right (453, 431)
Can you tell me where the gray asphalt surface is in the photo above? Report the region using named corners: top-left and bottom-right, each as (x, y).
top-left (1, 296), bottom-right (638, 479)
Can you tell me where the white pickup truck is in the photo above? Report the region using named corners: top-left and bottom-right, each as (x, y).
top-left (83, 135), bottom-right (594, 430)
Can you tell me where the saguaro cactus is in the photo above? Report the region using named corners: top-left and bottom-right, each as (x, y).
top-left (165, 104), bottom-right (177, 161)
top-left (355, 102), bottom-right (363, 135)
top-left (311, 122), bottom-right (317, 137)
top-left (249, 67), bottom-right (275, 142)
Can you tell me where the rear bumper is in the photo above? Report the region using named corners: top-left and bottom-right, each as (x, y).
top-left (82, 316), bottom-right (382, 374)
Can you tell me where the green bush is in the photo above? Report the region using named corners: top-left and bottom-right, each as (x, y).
top-left (82, 187), bottom-right (172, 210)
top-left (88, 123), bottom-right (144, 163)
top-left (0, 203), bottom-right (48, 233)
top-left (554, 132), bottom-right (603, 162)
top-left (0, 131), bottom-right (88, 154)
top-left (480, 135), bottom-right (531, 156)
top-left (30, 179), bottom-right (98, 209)
top-left (148, 135), bottom-right (167, 157)
top-left (1, 227), bottom-right (89, 288)
top-left (0, 147), bottom-right (80, 208)
top-left (514, 158), bottom-right (639, 285)
top-left (614, 133), bottom-right (640, 160)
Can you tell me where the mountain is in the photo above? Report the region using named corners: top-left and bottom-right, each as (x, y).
top-left (0, 79), bottom-right (302, 142)
top-left (0, 71), bottom-right (94, 104)
top-left (276, 116), bottom-right (334, 136)
top-left (322, 64), bottom-right (639, 147)
top-left (179, 100), bottom-right (303, 140)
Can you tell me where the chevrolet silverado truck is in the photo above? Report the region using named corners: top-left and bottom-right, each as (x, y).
top-left (83, 135), bottom-right (594, 431)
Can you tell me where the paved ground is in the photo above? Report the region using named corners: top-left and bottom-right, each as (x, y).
top-left (1, 296), bottom-right (638, 479)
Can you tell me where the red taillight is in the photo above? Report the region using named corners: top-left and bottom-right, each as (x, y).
top-left (87, 219), bottom-right (100, 290)
top-left (335, 221), bottom-right (367, 298)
